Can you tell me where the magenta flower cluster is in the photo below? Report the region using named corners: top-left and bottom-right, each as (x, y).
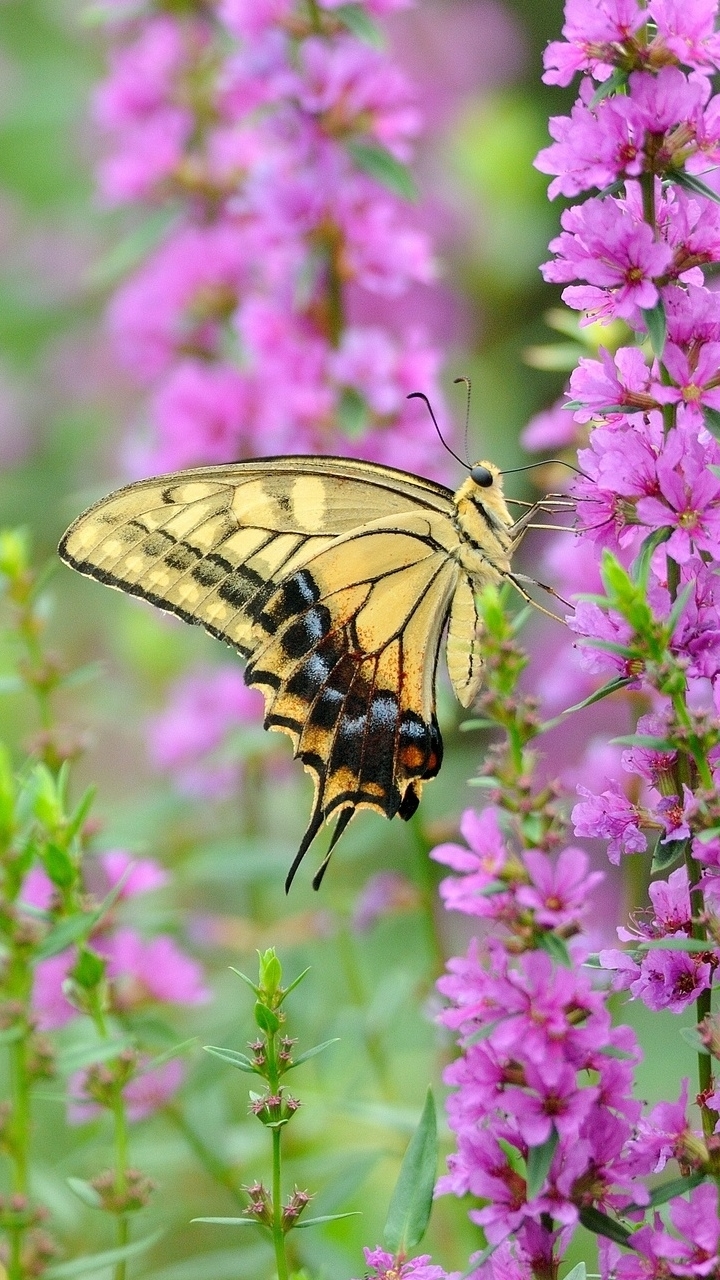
top-left (96, 0), bottom-right (447, 479)
top-left (432, 805), bottom-right (718, 1280)
top-left (527, 0), bottom-right (720, 1010)
top-left (22, 851), bottom-right (208, 1121)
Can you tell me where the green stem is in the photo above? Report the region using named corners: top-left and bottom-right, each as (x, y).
top-left (271, 1128), bottom-right (288, 1280)
top-left (684, 845), bottom-right (719, 1141)
top-left (113, 1094), bottom-right (129, 1280)
top-left (164, 1106), bottom-right (246, 1207)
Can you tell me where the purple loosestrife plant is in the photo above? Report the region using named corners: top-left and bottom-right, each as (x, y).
top-left (95, 0), bottom-right (447, 479)
top-left (431, 3), bottom-right (720, 1279)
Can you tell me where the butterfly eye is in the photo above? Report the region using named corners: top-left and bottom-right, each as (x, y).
top-left (471, 465), bottom-right (493, 488)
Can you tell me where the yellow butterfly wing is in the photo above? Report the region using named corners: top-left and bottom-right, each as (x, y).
top-left (59, 456), bottom-right (467, 888)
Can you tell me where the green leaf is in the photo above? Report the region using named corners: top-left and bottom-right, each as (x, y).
top-left (293, 1212), bottom-right (361, 1229)
top-left (337, 386), bottom-right (370, 438)
top-left (578, 1206), bottom-right (632, 1246)
top-left (66, 1177), bottom-right (103, 1209)
top-left (87, 209), bottom-right (178, 287)
top-left (35, 868), bottom-right (133, 961)
top-left (228, 967), bottom-right (259, 995)
top-left (70, 946), bottom-right (106, 990)
top-left (468, 776), bottom-right (503, 788)
top-left (590, 68), bottom-right (628, 104)
top-left (57, 1037), bottom-right (133, 1076)
top-left (579, 637), bottom-right (635, 658)
top-left (671, 169), bottom-right (720, 206)
top-left (525, 1128), bottom-right (559, 1199)
top-left (632, 526), bottom-right (673, 587)
top-left (191, 1217), bottom-right (258, 1227)
top-left (637, 936), bottom-right (710, 953)
top-left (633, 1172), bottom-right (705, 1211)
top-left (537, 932), bottom-right (572, 969)
top-left (254, 1003), bottom-right (280, 1036)
top-left (702, 406), bottom-right (720, 439)
top-left (44, 1229), bottom-right (164, 1278)
top-left (563, 676), bottom-right (633, 715)
top-left (459, 719), bottom-right (495, 731)
top-left (610, 734), bottom-right (677, 751)
top-left (641, 299), bottom-right (666, 357)
top-left (563, 1265), bottom-right (587, 1280)
top-left (346, 141), bottom-right (418, 200)
top-left (279, 965), bottom-right (311, 1002)
top-left (204, 1045), bottom-right (258, 1074)
top-left (667, 581), bottom-right (694, 634)
top-left (65, 786), bottom-right (97, 842)
top-left (651, 834), bottom-right (690, 874)
top-left (383, 1088), bottom-right (438, 1253)
top-left (333, 3), bottom-right (384, 45)
top-left (43, 841), bottom-right (76, 889)
top-left (697, 826), bottom-right (720, 843)
top-left (287, 1038), bottom-right (341, 1069)
top-left (563, 401), bottom-right (630, 415)
top-left (680, 1026), bottom-right (709, 1054)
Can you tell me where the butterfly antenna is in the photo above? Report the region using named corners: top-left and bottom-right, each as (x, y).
top-left (500, 459), bottom-right (589, 479)
top-left (453, 376), bottom-right (472, 465)
top-left (407, 392), bottom-right (469, 471)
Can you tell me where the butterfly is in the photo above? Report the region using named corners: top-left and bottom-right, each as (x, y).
top-left (59, 444), bottom-right (557, 890)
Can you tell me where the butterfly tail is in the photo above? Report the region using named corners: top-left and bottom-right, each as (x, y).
top-left (285, 796), bottom-right (326, 893)
top-left (311, 807), bottom-right (354, 891)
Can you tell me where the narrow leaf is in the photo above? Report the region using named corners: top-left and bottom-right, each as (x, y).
top-left (667, 581), bottom-right (694, 634)
top-left (191, 1218), bottom-right (258, 1227)
top-left (631, 1172), bottom-right (705, 1212)
top-left (563, 676), bottom-right (633, 715)
top-left (610, 734), bottom-right (677, 751)
top-left (525, 1128), bottom-right (559, 1199)
top-left (293, 1212), bottom-right (361, 1229)
top-left (383, 1088), bottom-right (438, 1253)
top-left (287, 1038), bottom-right (341, 1069)
top-left (333, 4), bottom-right (384, 46)
top-left (672, 169), bottom-right (720, 206)
top-left (45, 1230), bottom-right (163, 1278)
top-left (579, 637), bottom-right (635, 658)
top-left (632, 527), bottom-right (672, 586)
top-left (651, 834), bottom-right (690, 874)
top-left (680, 1026), bottom-right (708, 1053)
top-left (563, 1265), bottom-right (587, 1280)
top-left (696, 826), bottom-right (720, 843)
top-left (58, 1037), bottom-right (133, 1076)
top-left (637, 936), bottom-right (709, 953)
top-left (703, 406), bottom-right (720, 439)
top-left (641, 299), bottom-right (666, 356)
top-left (346, 141), bottom-right (418, 200)
top-left (590, 68), bottom-right (627, 104)
top-left (204, 1045), bottom-right (257, 1073)
top-left (537, 933), bottom-right (572, 969)
top-left (66, 1178), bottom-right (103, 1209)
top-left (578, 1206), bottom-right (632, 1246)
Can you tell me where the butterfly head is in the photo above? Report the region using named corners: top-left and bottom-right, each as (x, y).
top-left (453, 460), bottom-right (514, 551)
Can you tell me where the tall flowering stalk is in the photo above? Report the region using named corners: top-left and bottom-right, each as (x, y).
top-left (94, 0), bottom-right (447, 478)
top-left (431, 3), bottom-right (720, 1278)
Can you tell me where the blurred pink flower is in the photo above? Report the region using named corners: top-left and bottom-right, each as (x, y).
top-left (147, 665), bottom-right (264, 799)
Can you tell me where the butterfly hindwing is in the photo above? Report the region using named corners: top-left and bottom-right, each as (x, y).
top-left (242, 515), bottom-right (461, 883)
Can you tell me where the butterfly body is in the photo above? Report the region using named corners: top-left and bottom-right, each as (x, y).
top-left (59, 455), bottom-right (517, 888)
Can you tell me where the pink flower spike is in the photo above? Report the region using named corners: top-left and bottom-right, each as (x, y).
top-left (100, 850), bottom-right (169, 898)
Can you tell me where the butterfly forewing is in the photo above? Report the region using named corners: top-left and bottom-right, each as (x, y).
top-left (59, 454), bottom-right (516, 888)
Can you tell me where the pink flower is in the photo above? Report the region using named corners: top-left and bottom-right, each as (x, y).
top-left (516, 846), bottom-right (604, 928)
top-left (99, 928), bottom-right (211, 1008)
top-left (543, 196), bottom-right (672, 322)
top-left (99, 850), bottom-right (169, 898)
top-left (542, 0), bottom-right (646, 87)
top-left (573, 782), bottom-right (647, 863)
top-left (358, 1248), bottom-right (459, 1280)
top-left (147, 665), bottom-right (264, 799)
